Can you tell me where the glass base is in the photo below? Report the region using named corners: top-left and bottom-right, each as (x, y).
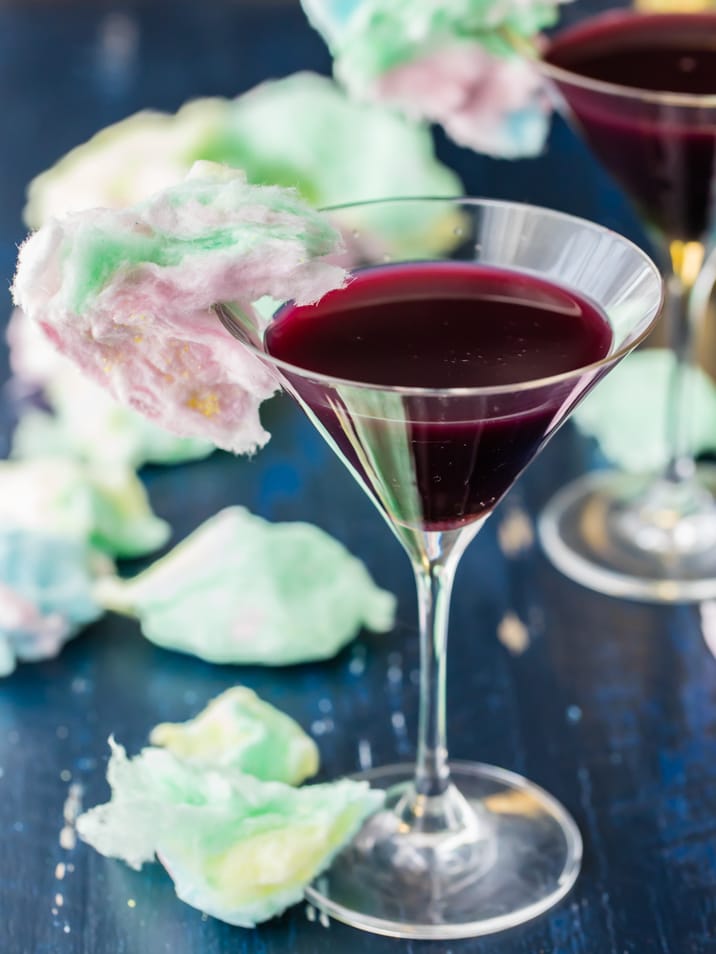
top-left (538, 466), bottom-right (716, 602)
top-left (305, 761), bottom-right (582, 940)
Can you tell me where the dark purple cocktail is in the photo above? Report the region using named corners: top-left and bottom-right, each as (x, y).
top-left (545, 11), bottom-right (716, 240)
top-left (538, 8), bottom-right (716, 602)
top-left (268, 262), bottom-right (612, 529)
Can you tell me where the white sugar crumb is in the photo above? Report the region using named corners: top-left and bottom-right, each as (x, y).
top-left (59, 828), bottom-right (75, 850)
top-left (497, 507), bottom-right (534, 556)
top-left (310, 719), bottom-right (334, 736)
top-left (348, 645), bottom-right (366, 676)
top-left (357, 738), bottom-right (372, 771)
top-left (59, 782), bottom-right (84, 850)
top-left (497, 611), bottom-right (530, 656)
top-left (387, 651), bottom-right (403, 685)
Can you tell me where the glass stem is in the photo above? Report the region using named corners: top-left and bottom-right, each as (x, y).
top-left (663, 240), bottom-right (705, 485)
top-left (395, 527), bottom-right (483, 834)
top-left (412, 548), bottom-right (456, 799)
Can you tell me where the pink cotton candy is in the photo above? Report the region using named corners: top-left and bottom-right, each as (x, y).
top-left (11, 165), bottom-right (346, 454)
top-left (375, 42), bottom-right (549, 159)
top-left (0, 583), bottom-right (69, 663)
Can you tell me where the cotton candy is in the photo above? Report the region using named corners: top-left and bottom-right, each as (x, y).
top-left (150, 686), bottom-right (319, 785)
top-left (301, 0), bottom-right (572, 157)
top-left (223, 72), bottom-right (462, 202)
top-left (95, 506), bottom-right (396, 665)
top-left (8, 308), bottom-right (215, 468)
top-left (574, 349), bottom-right (716, 473)
top-left (374, 42), bottom-right (550, 158)
top-left (12, 164), bottom-right (346, 455)
top-left (24, 74), bottom-right (461, 230)
top-left (0, 457), bottom-right (169, 559)
top-left (24, 99), bottom-right (229, 230)
top-left (77, 739), bottom-right (383, 926)
top-left (0, 530), bottom-right (108, 676)
top-left (13, 78), bottom-right (458, 464)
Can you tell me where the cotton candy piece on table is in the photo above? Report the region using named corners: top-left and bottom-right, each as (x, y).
top-left (85, 467), bottom-right (171, 559)
top-left (77, 739), bottom-right (384, 926)
top-left (23, 75), bottom-right (461, 230)
top-left (0, 457), bottom-right (169, 559)
top-left (300, 0), bottom-right (571, 157)
top-left (94, 506), bottom-right (396, 665)
top-left (222, 72), bottom-right (462, 202)
top-left (150, 686), bottom-right (319, 785)
top-left (23, 99), bottom-right (230, 230)
top-left (226, 72), bottom-right (465, 264)
top-left (0, 529), bottom-right (108, 677)
top-left (8, 308), bottom-right (215, 468)
top-left (10, 397), bottom-right (215, 471)
top-left (12, 163), bottom-right (346, 455)
top-left (574, 349), bottom-right (716, 473)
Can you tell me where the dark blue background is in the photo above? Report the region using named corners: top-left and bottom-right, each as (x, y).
top-left (2, 2), bottom-right (715, 953)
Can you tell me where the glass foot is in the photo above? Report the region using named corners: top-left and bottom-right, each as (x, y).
top-left (538, 466), bottom-right (716, 602)
top-left (304, 761), bottom-right (582, 940)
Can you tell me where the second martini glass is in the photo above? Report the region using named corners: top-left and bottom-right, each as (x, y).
top-left (538, 6), bottom-right (716, 602)
top-left (217, 197), bottom-right (662, 939)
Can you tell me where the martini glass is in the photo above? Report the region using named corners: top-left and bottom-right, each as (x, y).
top-left (216, 197), bottom-right (662, 939)
top-left (538, 6), bottom-right (716, 602)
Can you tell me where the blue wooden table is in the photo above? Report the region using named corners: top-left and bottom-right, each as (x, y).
top-left (2, 2), bottom-right (716, 952)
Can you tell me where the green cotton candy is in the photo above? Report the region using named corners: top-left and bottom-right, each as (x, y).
top-left (0, 528), bottom-right (108, 676)
top-left (215, 72), bottom-right (461, 206)
top-left (11, 401), bottom-right (215, 470)
top-left (76, 739), bottom-right (384, 927)
top-left (87, 468), bottom-right (171, 559)
top-left (0, 458), bottom-right (169, 560)
top-left (150, 687), bottom-right (320, 785)
top-left (24, 74), bottom-right (461, 230)
top-left (574, 348), bottom-right (716, 473)
top-left (24, 99), bottom-right (231, 229)
top-left (94, 506), bottom-right (396, 665)
top-left (302, 0), bottom-right (563, 85)
top-left (61, 164), bottom-right (341, 317)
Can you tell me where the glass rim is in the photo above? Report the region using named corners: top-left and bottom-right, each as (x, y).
top-left (216, 195), bottom-right (664, 399)
top-left (539, 10), bottom-right (716, 109)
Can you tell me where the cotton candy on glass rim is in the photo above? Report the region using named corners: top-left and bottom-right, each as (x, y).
top-left (11, 163), bottom-right (346, 454)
